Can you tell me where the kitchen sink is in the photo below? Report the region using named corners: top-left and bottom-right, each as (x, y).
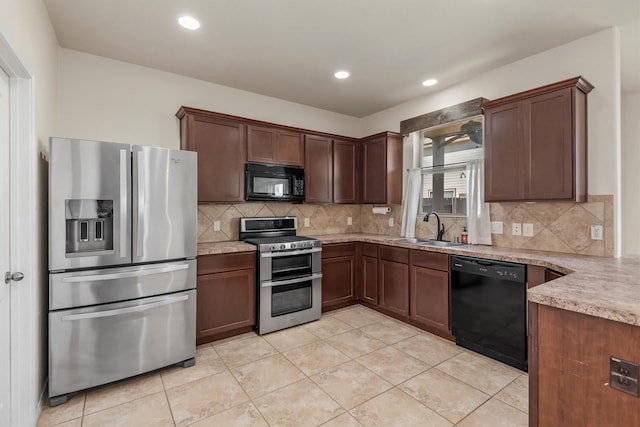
top-left (419, 239), bottom-right (465, 247)
top-left (389, 237), bottom-right (464, 247)
top-left (389, 238), bottom-right (432, 244)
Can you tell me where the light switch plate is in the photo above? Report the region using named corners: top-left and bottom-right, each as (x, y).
top-left (213, 220), bottom-right (220, 232)
top-left (591, 225), bottom-right (603, 240)
top-left (512, 223), bottom-right (522, 236)
top-left (490, 221), bottom-right (503, 234)
top-left (523, 223), bottom-right (534, 237)
top-left (347, 216), bottom-right (353, 225)
top-left (304, 218), bottom-right (310, 227)
top-left (388, 217), bottom-right (394, 227)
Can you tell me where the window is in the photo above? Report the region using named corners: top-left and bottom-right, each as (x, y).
top-left (421, 116), bottom-right (483, 216)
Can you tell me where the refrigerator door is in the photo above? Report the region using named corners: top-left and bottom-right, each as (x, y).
top-left (49, 289), bottom-right (196, 399)
top-left (132, 146), bottom-right (197, 263)
top-left (49, 138), bottom-right (132, 271)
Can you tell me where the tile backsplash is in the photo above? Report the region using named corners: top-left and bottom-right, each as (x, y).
top-left (198, 195), bottom-right (613, 257)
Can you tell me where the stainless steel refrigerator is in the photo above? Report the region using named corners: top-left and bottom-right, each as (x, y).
top-left (48, 137), bottom-right (197, 406)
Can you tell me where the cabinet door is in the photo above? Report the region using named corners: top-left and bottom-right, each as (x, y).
top-left (185, 114), bottom-right (246, 202)
top-left (361, 255), bottom-right (378, 305)
top-left (379, 259), bottom-right (409, 316)
top-left (322, 255), bottom-right (355, 309)
top-left (410, 265), bottom-right (449, 332)
top-left (484, 101), bottom-right (524, 201)
top-left (196, 268), bottom-right (255, 340)
top-left (333, 139), bottom-right (360, 203)
top-left (524, 88), bottom-right (573, 199)
top-left (277, 130), bottom-right (304, 167)
top-left (247, 125), bottom-right (277, 164)
top-left (304, 135), bottom-right (333, 203)
top-left (362, 136), bottom-right (386, 203)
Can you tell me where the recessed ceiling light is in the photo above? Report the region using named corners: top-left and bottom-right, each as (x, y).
top-left (334, 71), bottom-right (350, 79)
top-left (178, 16), bottom-right (200, 30)
top-left (422, 79), bottom-right (438, 87)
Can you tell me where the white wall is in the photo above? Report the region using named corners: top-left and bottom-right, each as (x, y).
top-left (622, 91), bottom-right (640, 256)
top-left (0, 0), bottom-right (59, 423)
top-left (55, 49), bottom-right (362, 148)
top-left (362, 28), bottom-right (622, 256)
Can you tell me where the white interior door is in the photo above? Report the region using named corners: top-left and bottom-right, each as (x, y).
top-left (0, 65), bottom-right (11, 426)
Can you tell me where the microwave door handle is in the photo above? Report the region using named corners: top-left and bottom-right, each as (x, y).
top-left (119, 149), bottom-right (128, 258)
top-left (135, 151), bottom-right (145, 258)
top-left (261, 272), bottom-right (323, 288)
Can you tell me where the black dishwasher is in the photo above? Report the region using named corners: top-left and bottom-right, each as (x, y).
top-left (451, 255), bottom-right (527, 371)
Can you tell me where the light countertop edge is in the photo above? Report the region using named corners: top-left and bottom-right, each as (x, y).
top-left (199, 233), bottom-right (640, 327)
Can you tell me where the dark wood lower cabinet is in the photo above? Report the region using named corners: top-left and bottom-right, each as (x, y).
top-left (378, 246), bottom-right (409, 317)
top-left (321, 243), bottom-right (356, 312)
top-left (533, 304), bottom-right (640, 427)
top-left (196, 252), bottom-right (255, 344)
top-left (409, 250), bottom-right (450, 333)
top-left (410, 266), bottom-right (449, 331)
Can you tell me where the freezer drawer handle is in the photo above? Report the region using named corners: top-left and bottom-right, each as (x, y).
top-left (61, 294), bottom-right (190, 321)
top-left (260, 247), bottom-right (322, 258)
top-left (261, 272), bottom-right (323, 288)
top-left (60, 263), bottom-right (189, 283)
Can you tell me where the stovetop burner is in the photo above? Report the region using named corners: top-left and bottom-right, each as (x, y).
top-left (240, 217), bottom-right (321, 252)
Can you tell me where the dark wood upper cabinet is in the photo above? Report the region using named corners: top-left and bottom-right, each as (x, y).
top-left (483, 77), bottom-right (593, 202)
top-left (333, 139), bottom-right (360, 204)
top-left (247, 125), bottom-right (303, 167)
top-left (177, 107), bottom-right (246, 202)
top-left (362, 132), bottom-right (402, 204)
top-left (304, 134), bottom-right (333, 203)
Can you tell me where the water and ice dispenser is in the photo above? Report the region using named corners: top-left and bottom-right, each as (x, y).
top-left (65, 199), bottom-right (114, 254)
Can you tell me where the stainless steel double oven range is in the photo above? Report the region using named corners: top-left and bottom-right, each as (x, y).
top-left (240, 217), bottom-right (322, 335)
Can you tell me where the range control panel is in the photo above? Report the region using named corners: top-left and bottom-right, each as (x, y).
top-left (610, 356), bottom-right (639, 397)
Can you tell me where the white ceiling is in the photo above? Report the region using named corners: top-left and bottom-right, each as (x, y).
top-left (44, 0), bottom-right (639, 117)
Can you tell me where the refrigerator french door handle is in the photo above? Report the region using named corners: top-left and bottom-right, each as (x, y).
top-left (61, 294), bottom-right (189, 321)
top-left (60, 263), bottom-right (189, 283)
top-left (119, 149), bottom-right (128, 258)
top-left (136, 151), bottom-right (145, 257)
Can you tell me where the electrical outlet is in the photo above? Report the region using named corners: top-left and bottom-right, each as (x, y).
top-left (512, 223), bottom-right (522, 236)
top-left (213, 220), bottom-right (220, 232)
top-left (523, 223), bottom-right (534, 237)
top-left (591, 225), bottom-right (603, 240)
top-left (347, 216), bottom-right (352, 225)
top-left (490, 221), bottom-right (503, 234)
top-left (304, 218), bottom-right (310, 227)
top-left (388, 217), bottom-right (394, 227)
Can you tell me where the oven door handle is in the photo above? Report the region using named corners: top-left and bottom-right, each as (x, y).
top-left (261, 272), bottom-right (323, 288)
top-left (260, 247), bottom-right (322, 258)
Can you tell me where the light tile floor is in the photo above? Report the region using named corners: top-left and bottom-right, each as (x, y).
top-left (38, 305), bottom-right (528, 427)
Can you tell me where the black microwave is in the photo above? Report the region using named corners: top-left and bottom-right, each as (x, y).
top-left (245, 163), bottom-right (305, 202)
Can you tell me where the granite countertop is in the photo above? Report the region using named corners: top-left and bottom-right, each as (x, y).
top-left (199, 233), bottom-right (640, 327)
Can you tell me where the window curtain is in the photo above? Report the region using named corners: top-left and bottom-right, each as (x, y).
top-left (466, 159), bottom-right (492, 245)
top-left (400, 132), bottom-right (422, 238)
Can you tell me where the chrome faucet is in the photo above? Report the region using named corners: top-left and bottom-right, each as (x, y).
top-left (423, 211), bottom-right (445, 241)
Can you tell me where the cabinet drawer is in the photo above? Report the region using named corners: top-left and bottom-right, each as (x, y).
top-left (322, 243), bottom-right (356, 259)
top-left (197, 252), bottom-right (255, 275)
top-left (378, 245), bottom-right (409, 264)
top-left (410, 250), bottom-right (448, 272)
top-left (360, 242), bottom-right (378, 257)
